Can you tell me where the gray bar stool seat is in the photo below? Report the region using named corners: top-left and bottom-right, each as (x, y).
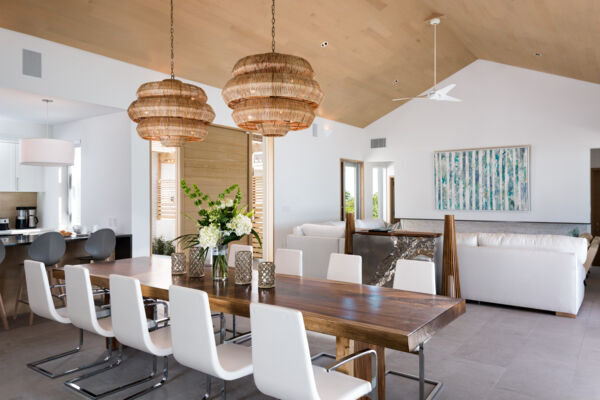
top-left (0, 242), bottom-right (8, 330)
top-left (14, 232), bottom-right (66, 325)
top-left (78, 229), bottom-right (116, 263)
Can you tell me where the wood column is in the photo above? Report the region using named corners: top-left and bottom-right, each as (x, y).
top-left (442, 214), bottom-right (461, 297)
top-left (344, 212), bottom-right (355, 254)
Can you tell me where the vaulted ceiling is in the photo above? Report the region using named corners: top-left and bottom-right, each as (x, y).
top-left (0, 0), bottom-right (598, 127)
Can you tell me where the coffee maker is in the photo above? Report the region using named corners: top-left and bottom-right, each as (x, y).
top-left (27, 207), bottom-right (38, 228)
top-left (16, 207), bottom-right (28, 229)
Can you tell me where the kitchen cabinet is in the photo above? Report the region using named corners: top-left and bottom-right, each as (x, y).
top-left (0, 142), bottom-right (16, 191)
top-left (0, 141), bottom-right (44, 192)
top-left (15, 142), bottom-right (44, 192)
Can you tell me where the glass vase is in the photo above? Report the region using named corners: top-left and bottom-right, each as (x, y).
top-left (212, 244), bottom-right (228, 281)
top-left (188, 247), bottom-right (206, 278)
top-left (234, 250), bottom-right (252, 285)
top-left (171, 252), bottom-right (186, 275)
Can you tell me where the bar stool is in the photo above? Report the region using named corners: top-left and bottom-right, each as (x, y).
top-left (275, 248), bottom-right (303, 276)
top-left (389, 259), bottom-right (442, 400)
top-left (227, 244), bottom-right (253, 337)
top-left (79, 228), bottom-right (116, 263)
top-left (24, 260), bottom-right (109, 378)
top-left (251, 302), bottom-right (377, 400)
top-left (170, 285), bottom-right (253, 399)
top-left (312, 253), bottom-right (362, 363)
top-left (14, 231), bottom-right (66, 325)
top-left (109, 274), bottom-right (172, 398)
top-left (0, 241), bottom-right (9, 330)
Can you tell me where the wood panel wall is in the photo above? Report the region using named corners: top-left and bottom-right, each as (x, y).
top-left (180, 125), bottom-right (250, 245)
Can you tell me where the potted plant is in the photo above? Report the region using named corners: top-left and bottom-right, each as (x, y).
top-left (174, 181), bottom-right (261, 281)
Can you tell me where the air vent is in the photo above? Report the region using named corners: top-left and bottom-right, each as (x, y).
top-left (22, 49), bottom-right (42, 78)
top-left (370, 138), bottom-right (386, 149)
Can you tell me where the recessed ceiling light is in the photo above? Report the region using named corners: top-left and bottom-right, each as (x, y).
top-left (320, 41), bottom-right (329, 48)
top-left (534, 52), bottom-right (542, 57)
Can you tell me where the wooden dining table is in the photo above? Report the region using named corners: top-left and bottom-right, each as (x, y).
top-left (53, 256), bottom-right (465, 400)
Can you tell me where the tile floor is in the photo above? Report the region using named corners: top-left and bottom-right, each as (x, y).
top-left (2, 268), bottom-right (600, 399)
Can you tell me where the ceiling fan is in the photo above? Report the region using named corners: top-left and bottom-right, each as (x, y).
top-left (393, 17), bottom-right (461, 103)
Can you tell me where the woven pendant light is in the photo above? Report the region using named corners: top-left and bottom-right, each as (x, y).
top-left (128, 0), bottom-right (215, 147)
top-left (222, 0), bottom-right (323, 137)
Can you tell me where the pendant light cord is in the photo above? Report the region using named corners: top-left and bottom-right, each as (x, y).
top-left (43, 99), bottom-right (52, 138)
top-left (271, 0), bottom-right (276, 53)
top-left (170, 0), bottom-right (175, 79)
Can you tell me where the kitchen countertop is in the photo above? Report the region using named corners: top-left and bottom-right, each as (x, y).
top-left (0, 232), bottom-right (132, 247)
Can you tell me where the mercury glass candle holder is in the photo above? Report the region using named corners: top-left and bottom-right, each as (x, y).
top-left (188, 247), bottom-right (206, 278)
top-left (235, 250), bottom-right (253, 285)
top-left (258, 261), bottom-right (276, 288)
top-left (171, 252), bottom-right (186, 275)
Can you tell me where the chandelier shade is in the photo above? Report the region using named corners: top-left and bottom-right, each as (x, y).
top-left (223, 53), bottom-right (323, 137)
top-left (128, 78), bottom-right (215, 147)
top-left (20, 138), bottom-right (74, 167)
top-left (127, 0), bottom-right (215, 147)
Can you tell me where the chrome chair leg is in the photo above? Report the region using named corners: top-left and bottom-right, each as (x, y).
top-left (64, 341), bottom-right (125, 399)
top-left (203, 376), bottom-right (227, 400)
top-left (385, 343), bottom-right (443, 400)
top-left (27, 329), bottom-right (112, 379)
top-left (119, 355), bottom-right (169, 400)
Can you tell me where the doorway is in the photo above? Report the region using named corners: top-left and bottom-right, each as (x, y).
top-left (590, 149), bottom-right (600, 266)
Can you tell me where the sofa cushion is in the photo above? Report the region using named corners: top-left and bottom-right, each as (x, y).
top-left (477, 233), bottom-right (587, 265)
top-left (456, 233), bottom-right (478, 247)
top-left (355, 218), bottom-right (387, 230)
top-left (301, 223), bottom-right (345, 238)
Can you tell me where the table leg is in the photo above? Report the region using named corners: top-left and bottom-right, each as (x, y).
top-left (419, 344), bottom-right (424, 400)
top-left (0, 291), bottom-right (9, 330)
top-left (336, 338), bottom-right (385, 400)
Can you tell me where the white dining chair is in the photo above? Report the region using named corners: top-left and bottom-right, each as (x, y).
top-left (312, 253), bottom-right (363, 363)
top-left (170, 285), bottom-right (253, 399)
top-left (24, 260), bottom-right (104, 379)
top-left (109, 274), bottom-right (172, 398)
top-left (275, 248), bottom-right (303, 276)
top-left (393, 259), bottom-right (436, 295)
top-left (250, 302), bottom-right (377, 400)
top-left (62, 265), bottom-right (125, 399)
top-left (227, 244), bottom-right (253, 336)
top-left (389, 259), bottom-right (442, 400)
top-left (327, 253), bottom-right (362, 284)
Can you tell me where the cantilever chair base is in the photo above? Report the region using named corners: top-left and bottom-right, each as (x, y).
top-left (27, 329), bottom-right (112, 379)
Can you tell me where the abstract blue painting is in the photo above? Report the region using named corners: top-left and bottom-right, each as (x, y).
top-left (434, 146), bottom-right (530, 211)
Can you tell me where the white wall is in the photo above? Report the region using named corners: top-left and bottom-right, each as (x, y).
top-left (0, 118), bottom-right (47, 139)
top-left (274, 118), bottom-right (368, 249)
top-left (44, 112), bottom-right (132, 233)
top-left (0, 27), bottom-right (237, 255)
top-left (365, 60), bottom-right (600, 223)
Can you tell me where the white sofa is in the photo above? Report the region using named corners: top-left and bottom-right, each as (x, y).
top-left (457, 232), bottom-right (587, 316)
top-left (286, 219), bottom-right (387, 279)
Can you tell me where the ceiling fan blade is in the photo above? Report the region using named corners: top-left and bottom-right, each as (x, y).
top-left (392, 95), bottom-right (427, 102)
top-left (437, 94), bottom-right (461, 102)
top-left (436, 83), bottom-right (456, 95)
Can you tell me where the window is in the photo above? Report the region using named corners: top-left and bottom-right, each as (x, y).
top-left (250, 134), bottom-right (264, 258)
top-left (340, 159), bottom-right (363, 220)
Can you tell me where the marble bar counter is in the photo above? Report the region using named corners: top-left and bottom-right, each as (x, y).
top-left (352, 230), bottom-right (443, 292)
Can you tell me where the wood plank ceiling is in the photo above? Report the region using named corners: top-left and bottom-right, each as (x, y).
top-left (0, 0), bottom-right (598, 127)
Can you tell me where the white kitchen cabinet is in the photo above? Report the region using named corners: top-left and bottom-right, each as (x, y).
top-left (0, 141), bottom-right (16, 191)
top-left (15, 142), bottom-right (44, 192)
top-left (0, 141), bottom-right (44, 192)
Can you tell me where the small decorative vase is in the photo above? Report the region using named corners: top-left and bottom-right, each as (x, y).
top-left (171, 252), bottom-right (186, 275)
top-left (188, 247), bottom-right (206, 278)
top-left (258, 261), bottom-right (276, 288)
top-left (212, 244), bottom-right (228, 281)
top-left (234, 250), bottom-right (253, 285)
